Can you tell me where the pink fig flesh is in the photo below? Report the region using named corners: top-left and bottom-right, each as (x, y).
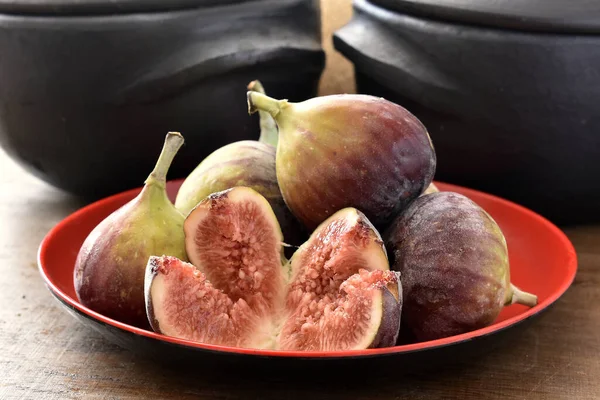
top-left (279, 208), bottom-right (401, 350)
top-left (145, 196), bottom-right (403, 351)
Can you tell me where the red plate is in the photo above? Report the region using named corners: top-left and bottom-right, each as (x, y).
top-left (37, 180), bottom-right (577, 366)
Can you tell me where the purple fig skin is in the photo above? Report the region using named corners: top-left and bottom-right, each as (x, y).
top-left (384, 192), bottom-right (536, 342)
top-left (247, 93), bottom-right (436, 231)
top-left (370, 272), bottom-right (403, 348)
top-left (144, 255), bottom-right (163, 334)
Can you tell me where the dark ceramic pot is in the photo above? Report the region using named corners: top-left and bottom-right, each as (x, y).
top-left (334, 0), bottom-right (600, 225)
top-left (0, 0), bottom-right (324, 198)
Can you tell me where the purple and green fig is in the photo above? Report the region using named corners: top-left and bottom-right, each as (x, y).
top-left (74, 132), bottom-right (187, 329)
top-left (175, 81), bottom-right (306, 249)
top-left (384, 191), bottom-right (537, 342)
top-left (246, 92), bottom-right (436, 231)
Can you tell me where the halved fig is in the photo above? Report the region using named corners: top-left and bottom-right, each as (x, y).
top-left (145, 256), bottom-right (272, 348)
top-left (183, 186), bottom-right (286, 316)
top-left (279, 269), bottom-right (402, 351)
top-left (279, 208), bottom-right (402, 350)
top-left (145, 197), bottom-right (403, 351)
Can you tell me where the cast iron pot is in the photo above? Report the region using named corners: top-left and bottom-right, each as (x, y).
top-left (334, 0), bottom-right (600, 225)
top-left (0, 0), bottom-right (324, 198)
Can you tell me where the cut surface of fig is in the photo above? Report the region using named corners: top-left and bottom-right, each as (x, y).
top-left (279, 269), bottom-right (401, 351)
top-left (146, 200), bottom-right (402, 351)
top-left (146, 256), bottom-right (268, 348)
top-left (284, 208), bottom-right (389, 312)
top-left (279, 208), bottom-right (401, 351)
top-left (184, 187), bottom-right (285, 316)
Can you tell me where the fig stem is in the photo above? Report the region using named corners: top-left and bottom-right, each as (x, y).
top-left (510, 284), bottom-right (538, 307)
top-left (247, 80), bottom-right (279, 147)
top-left (146, 132), bottom-right (185, 187)
top-left (247, 91), bottom-right (288, 120)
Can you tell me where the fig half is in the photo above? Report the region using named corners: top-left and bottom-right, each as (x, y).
top-left (279, 208), bottom-right (402, 350)
top-left (145, 190), bottom-right (402, 350)
top-left (148, 187), bottom-right (286, 348)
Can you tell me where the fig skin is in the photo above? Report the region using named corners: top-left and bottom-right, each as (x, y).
top-left (74, 133), bottom-right (187, 329)
top-left (369, 272), bottom-right (403, 349)
top-left (176, 81), bottom-right (306, 249)
top-left (384, 191), bottom-right (537, 342)
top-left (247, 92), bottom-right (436, 231)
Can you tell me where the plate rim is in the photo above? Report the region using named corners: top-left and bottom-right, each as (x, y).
top-left (37, 180), bottom-right (578, 359)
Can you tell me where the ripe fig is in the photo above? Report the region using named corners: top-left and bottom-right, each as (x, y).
top-left (385, 191), bottom-right (537, 342)
top-left (148, 187), bottom-right (286, 348)
top-left (74, 132), bottom-right (187, 328)
top-left (175, 81), bottom-right (306, 251)
top-left (146, 190), bottom-right (402, 350)
top-left (279, 208), bottom-right (402, 351)
top-left (247, 92), bottom-right (436, 231)
top-left (146, 256), bottom-right (273, 348)
top-left (183, 187), bottom-right (287, 317)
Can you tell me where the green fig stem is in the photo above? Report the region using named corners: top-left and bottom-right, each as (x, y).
top-left (145, 132), bottom-right (184, 188)
top-left (247, 91), bottom-right (288, 120)
top-left (247, 80), bottom-right (279, 147)
top-left (509, 284), bottom-right (538, 307)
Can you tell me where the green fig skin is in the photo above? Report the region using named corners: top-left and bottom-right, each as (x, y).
top-left (247, 93), bottom-right (436, 231)
top-left (74, 133), bottom-right (187, 329)
top-left (384, 192), bottom-right (537, 342)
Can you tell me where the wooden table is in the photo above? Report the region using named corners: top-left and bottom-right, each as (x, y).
top-left (1, 147), bottom-right (599, 400)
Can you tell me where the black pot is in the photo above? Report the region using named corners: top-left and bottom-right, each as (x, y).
top-left (334, 0), bottom-right (600, 225)
top-left (0, 0), bottom-right (324, 198)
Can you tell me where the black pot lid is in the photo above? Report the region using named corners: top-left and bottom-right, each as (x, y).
top-left (0, 0), bottom-right (246, 15)
top-left (369, 0), bottom-right (600, 34)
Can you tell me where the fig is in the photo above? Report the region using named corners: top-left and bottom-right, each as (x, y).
top-left (183, 186), bottom-right (287, 317)
top-left (149, 186), bottom-right (286, 348)
top-left (74, 132), bottom-right (187, 328)
top-left (279, 208), bottom-right (402, 350)
top-left (384, 191), bottom-right (537, 342)
top-left (247, 92), bottom-right (436, 231)
top-left (145, 256), bottom-right (272, 348)
top-left (145, 191), bottom-right (402, 350)
top-left (175, 81), bottom-right (306, 251)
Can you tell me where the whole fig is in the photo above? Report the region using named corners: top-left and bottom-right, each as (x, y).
top-left (247, 92), bottom-right (436, 231)
top-left (385, 191), bottom-right (537, 341)
top-left (74, 132), bottom-right (187, 328)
